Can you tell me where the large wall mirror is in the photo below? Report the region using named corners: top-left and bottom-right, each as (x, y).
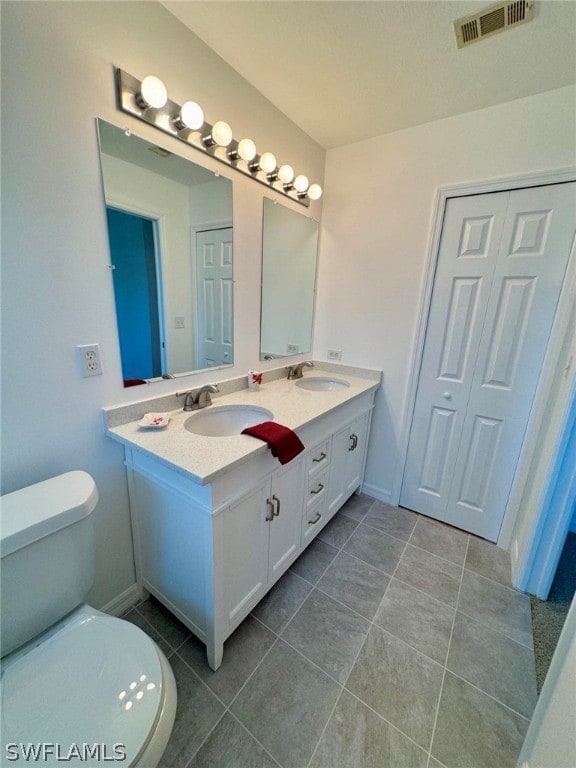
top-left (96, 119), bottom-right (233, 386)
top-left (260, 198), bottom-right (319, 360)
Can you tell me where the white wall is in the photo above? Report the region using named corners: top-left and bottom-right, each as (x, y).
top-left (0, 0), bottom-right (324, 609)
top-left (315, 85), bottom-right (576, 502)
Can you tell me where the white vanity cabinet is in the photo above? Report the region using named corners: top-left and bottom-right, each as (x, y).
top-left (116, 377), bottom-right (377, 671)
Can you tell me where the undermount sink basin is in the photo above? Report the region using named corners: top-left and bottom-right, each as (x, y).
top-left (184, 404), bottom-right (273, 437)
top-left (295, 377), bottom-right (350, 391)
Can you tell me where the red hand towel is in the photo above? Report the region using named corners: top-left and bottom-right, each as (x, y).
top-left (242, 421), bottom-right (305, 465)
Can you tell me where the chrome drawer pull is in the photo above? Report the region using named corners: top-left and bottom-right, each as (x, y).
top-left (272, 494), bottom-right (281, 516)
top-left (348, 433), bottom-right (358, 451)
top-left (310, 483), bottom-right (324, 495)
top-left (308, 512), bottom-right (322, 525)
top-left (312, 452), bottom-right (326, 463)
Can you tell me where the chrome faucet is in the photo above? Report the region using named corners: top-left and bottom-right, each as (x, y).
top-left (176, 384), bottom-right (219, 411)
top-left (287, 361), bottom-right (314, 380)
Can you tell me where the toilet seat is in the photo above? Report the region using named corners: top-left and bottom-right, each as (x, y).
top-left (1, 606), bottom-right (175, 766)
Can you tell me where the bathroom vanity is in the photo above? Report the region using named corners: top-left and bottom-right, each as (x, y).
top-left (105, 365), bottom-right (380, 669)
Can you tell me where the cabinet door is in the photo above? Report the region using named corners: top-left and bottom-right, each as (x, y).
top-left (268, 458), bottom-right (304, 582)
top-left (222, 484), bottom-right (269, 627)
top-left (345, 413), bottom-right (369, 496)
top-left (327, 413), bottom-right (370, 517)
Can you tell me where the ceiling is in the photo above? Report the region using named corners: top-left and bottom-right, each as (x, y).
top-left (161, 0), bottom-right (576, 149)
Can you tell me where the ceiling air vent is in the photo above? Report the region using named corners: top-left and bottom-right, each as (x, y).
top-left (454, 0), bottom-right (535, 49)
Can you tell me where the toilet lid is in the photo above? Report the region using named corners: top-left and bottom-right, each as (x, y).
top-left (1, 612), bottom-right (164, 765)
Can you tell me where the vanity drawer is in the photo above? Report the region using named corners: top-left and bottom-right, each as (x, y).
top-left (302, 484), bottom-right (327, 544)
top-left (305, 469), bottom-right (329, 511)
top-left (306, 440), bottom-right (331, 478)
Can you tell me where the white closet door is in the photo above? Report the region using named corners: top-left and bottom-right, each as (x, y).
top-left (401, 183), bottom-right (576, 541)
top-left (196, 228), bottom-right (233, 368)
top-left (400, 192), bottom-right (510, 522)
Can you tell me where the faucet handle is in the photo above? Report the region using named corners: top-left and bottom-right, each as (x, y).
top-left (176, 390), bottom-right (195, 411)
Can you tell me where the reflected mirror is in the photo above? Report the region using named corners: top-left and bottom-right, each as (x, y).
top-left (260, 198), bottom-right (319, 360)
top-left (96, 119), bottom-right (233, 386)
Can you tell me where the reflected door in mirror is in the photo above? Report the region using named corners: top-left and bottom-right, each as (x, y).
top-left (196, 228), bottom-right (233, 368)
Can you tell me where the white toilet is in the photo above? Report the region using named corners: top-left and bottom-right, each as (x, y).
top-left (0, 471), bottom-right (177, 767)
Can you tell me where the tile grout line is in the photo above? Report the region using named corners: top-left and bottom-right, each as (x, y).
top-left (454, 604), bottom-right (535, 651)
top-left (343, 687), bottom-right (430, 761)
top-left (463, 563), bottom-right (529, 594)
top-left (181, 708), bottom-right (228, 768)
top-left (289, 507), bottom-right (419, 766)
top-left (301, 525), bottom-right (460, 668)
top-left (425, 534), bottom-right (470, 768)
top-left (331, 522), bottom-right (427, 750)
top-left (446, 669), bottom-right (532, 722)
top-left (276, 600), bottom-right (430, 765)
top-left (289, 524), bottom-right (464, 666)
top-left (226, 710), bottom-right (285, 768)
top-left (180, 635), bottom-right (284, 768)
top-left (304, 688), bottom-right (345, 768)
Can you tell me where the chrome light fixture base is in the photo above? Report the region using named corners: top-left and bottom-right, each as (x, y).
top-left (115, 68), bottom-right (313, 207)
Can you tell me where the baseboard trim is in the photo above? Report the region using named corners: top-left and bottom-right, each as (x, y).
top-left (100, 583), bottom-right (143, 617)
top-left (361, 483), bottom-right (392, 504)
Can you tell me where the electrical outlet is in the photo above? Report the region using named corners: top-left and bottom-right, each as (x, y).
top-left (286, 343), bottom-right (299, 354)
top-left (175, 317), bottom-right (185, 329)
top-left (77, 344), bottom-right (103, 377)
top-left (327, 349), bottom-right (342, 361)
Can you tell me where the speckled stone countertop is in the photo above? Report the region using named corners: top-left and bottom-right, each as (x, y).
top-left (104, 363), bottom-right (381, 485)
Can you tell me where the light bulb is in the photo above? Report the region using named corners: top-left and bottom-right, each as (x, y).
top-left (211, 120), bottom-right (233, 147)
top-left (294, 175), bottom-right (309, 193)
top-left (278, 165), bottom-right (294, 184)
top-left (237, 138), bottom-right (257, 162)
top-left (307, 183), bottom-right (322, 200)
top-left (175, 101), bottom-right (204, 131)
top-left (137, 76), bottom-right (168, 109)
top-left (259, 152), bottom-right (277, 174)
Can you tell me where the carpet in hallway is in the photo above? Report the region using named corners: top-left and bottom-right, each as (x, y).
top-left (530, 531), bottom-right (576, 693)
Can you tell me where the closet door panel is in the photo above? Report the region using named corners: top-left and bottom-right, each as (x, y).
top-left (444, 183), bottom-right (576, 540)
top-left (400, 192), bottom-right (509, 518)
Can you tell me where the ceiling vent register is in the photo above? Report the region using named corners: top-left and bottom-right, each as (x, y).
top-left (454, 0), bottom-right (535, 48)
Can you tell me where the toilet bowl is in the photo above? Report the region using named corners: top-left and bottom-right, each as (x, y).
top-left (0, 471), bottom-right (176, 767)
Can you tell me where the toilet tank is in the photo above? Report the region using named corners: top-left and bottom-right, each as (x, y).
top-left (0, 471), bottom-right (99, 658)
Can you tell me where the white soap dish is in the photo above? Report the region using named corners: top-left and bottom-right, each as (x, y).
top-left (138, 412), bottom-right (171, 429)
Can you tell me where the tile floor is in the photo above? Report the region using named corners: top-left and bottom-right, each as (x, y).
top-left (124, 495), bottom-right (537, 768)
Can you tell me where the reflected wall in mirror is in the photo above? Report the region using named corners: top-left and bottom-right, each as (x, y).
top-left (96, 119), bottom-right (233, 386)
top-left (260, 198), bottom-right (319, 360)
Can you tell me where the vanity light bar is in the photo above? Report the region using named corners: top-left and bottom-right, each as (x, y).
top-left (115, 68), bottom-right (322, 208)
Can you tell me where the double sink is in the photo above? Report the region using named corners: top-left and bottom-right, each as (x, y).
top-left (184, 377), bottom-right (350, 437)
